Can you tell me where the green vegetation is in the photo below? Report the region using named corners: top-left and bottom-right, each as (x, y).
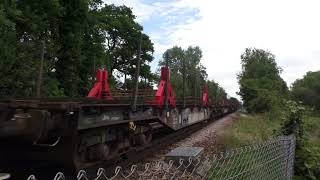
top-left (0, 0), bottom-right (155, 97)
top-left (0, 1), bottom-right (234, 102)
top-left (304, 113), bottom-right (320, 146)
top-left (224, 111), bottom-right (320, 179)
top-left (235, 48), bottom-right (320, 179)
top-left (159, 46), bottom-right (227, 103)
top-left (238, 48), bottom-right (288, 113)
top-left (295, 111), bottom-right (320, 179)
top-left (291, 71), bottom-right (320, 110)
top-left (277, 101), bottom-right (317, 179)
top-left (1, 0), bottom-right (318, 177)
top-left (224, 113), bottom-right (282, 148)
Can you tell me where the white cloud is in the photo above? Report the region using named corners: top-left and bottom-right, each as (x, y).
top-left (103, 0), bottom-right (156, 22)
top-left (104, 0), bottom-right (320, 99)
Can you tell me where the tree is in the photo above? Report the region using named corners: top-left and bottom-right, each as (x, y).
top-left (238, 48), bottom-right (288, 113)
top-left (0, 0), bottom-right (63, 97)
top-left (0, 1), bottom-right (156, 97)
top-left (158, 46), bottom-right (229, 105)
top-left (291, 71), bottom-right (320, 110)
top-left (98, 5), bottom-right (154, 87)
top-left (206, 80), bottom-right (227, 104)
top-left (0, 1), bottom-right (26, 97)
top-left (159, 46), bottom-right (207, 100)
top-left (54, 0), bottom-right (89, 97)
top-left (159, 46), bottom-right (184, 97)
top-left (76, 0), bottom-right (108, 95)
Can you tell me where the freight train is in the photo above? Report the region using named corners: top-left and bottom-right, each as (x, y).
top-left (0, 67), bottom-right (240, 171)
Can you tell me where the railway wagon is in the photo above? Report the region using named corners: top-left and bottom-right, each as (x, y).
top-left (0, 67), bottom-right (239, 170)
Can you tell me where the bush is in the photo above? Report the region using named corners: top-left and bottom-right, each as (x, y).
top-left (246, 89), bottom-right (281, 113)
top-left (238, 48), bottom-right (288, 113)
top-left (279, 100), bottom-right (320, 179)
top-left (291, 71), bottom-right (320, 110)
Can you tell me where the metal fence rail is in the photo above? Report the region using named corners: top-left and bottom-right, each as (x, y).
top-left (206, 135), bottom-right (296, 180)
top-left (27, 135), bottom-right (296, 180)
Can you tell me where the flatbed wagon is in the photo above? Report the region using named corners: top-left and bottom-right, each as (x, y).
top-left (0, 67), bottom-right (239, 171)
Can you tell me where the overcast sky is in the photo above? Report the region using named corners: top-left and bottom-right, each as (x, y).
top-left (104, 0), bottom-right (320, 99)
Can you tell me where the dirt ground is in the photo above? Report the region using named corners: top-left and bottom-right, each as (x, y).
top-left (146, 112), bottom-right (240, 161)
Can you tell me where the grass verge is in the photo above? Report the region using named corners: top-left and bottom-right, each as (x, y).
top-left (223, 111), bottom-right (320, 148)
top-left (221, 110), bottom-right (320, 179)
top-left (223, 112), bottom-right (282, 148)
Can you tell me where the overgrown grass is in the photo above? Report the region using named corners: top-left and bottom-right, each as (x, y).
top-left (295, 112), bottom-right (320, 179)
top-left (222, 110), bottom-right (320, 179)
top-left (208, 111), bottom-right (293, 179)
top-left (224, 111), bottom-right (320, 149)
top-left (223, 112), bottom-right (282, 148)
top-left (304, 113), bottom-right (320, 146)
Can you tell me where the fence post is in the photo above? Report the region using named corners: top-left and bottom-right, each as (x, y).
top-left (288, 135), bottom-right (296, 179)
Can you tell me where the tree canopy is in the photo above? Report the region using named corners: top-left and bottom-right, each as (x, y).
top-left (159, 46), bottom-right (228, 103)
top-left (0, 0), bottom-right (155, 97)
top-left (291, 71), bottom-right (320, 110)
top-left (238, 48), bottom-right (288, 113)
top-left (0, 1), bottom-right (235, 104)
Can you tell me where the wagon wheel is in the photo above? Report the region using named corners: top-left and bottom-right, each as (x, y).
top-left (137, 132), bottom-right (152, 146)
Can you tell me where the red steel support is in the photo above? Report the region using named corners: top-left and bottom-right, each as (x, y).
top-left (149, 67), bottom-right (176, 108)
top-left (202, 87), bottom-right (209, 107)
top-left (88, 69), bottom-right (113, 100)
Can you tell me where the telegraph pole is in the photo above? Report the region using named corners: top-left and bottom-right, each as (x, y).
top-left (182, 56), bottom-right (186, 108)
top-left (132, 32), bottom-right (142, 111)
top-left (36, 39), bottom-right (45, 98)
top-left (164, 52), bottom-right (169, 111)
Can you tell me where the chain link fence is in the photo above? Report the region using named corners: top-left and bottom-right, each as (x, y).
top-left (27, 135), bottom-right (295, 180)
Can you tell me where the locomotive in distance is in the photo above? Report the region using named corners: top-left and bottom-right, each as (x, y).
top-left (0, 67), bottom-right (240, 170)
